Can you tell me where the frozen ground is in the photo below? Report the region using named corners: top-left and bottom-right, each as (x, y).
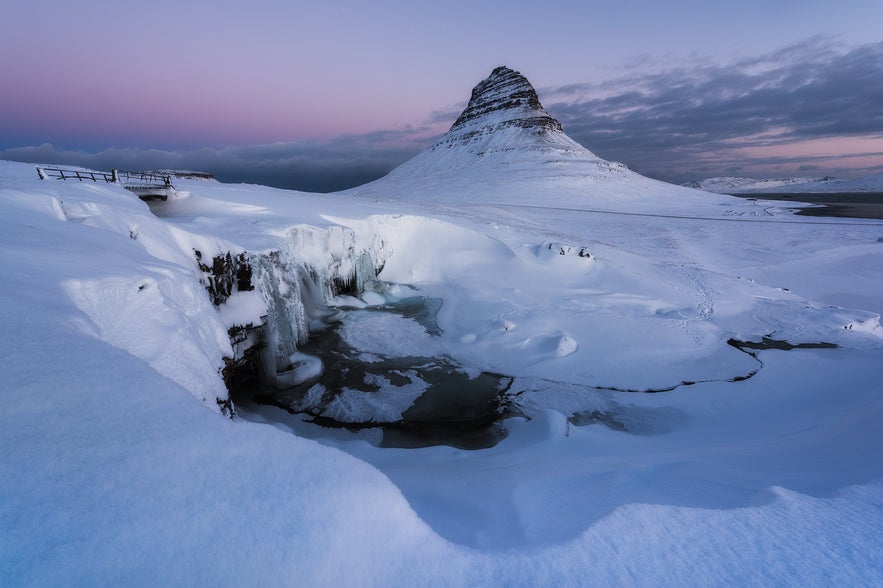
top-left (2, 156), bottom-right (882, 585)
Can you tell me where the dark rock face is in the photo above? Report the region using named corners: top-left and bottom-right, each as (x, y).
top-left (194, 250), bottom-right (253, 306)
top-left (449, 66), bottom-right (563, 134)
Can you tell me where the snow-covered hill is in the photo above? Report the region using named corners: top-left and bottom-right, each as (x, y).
top-left (688, 171), bottom-right (883, 194)
top-left (2, 67), bottom-right (883, 585)
top-left (684, 176), bottom-right (833, 193)
top-left (778, 170), bottom-right (883, 193)
top-left (344, 67), bottom-right (764, 215)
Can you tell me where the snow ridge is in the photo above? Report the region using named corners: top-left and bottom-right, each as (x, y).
top-left (684, 176), bottom-right (832, 194)
top-left (687, 171), bottom-right (883, 194)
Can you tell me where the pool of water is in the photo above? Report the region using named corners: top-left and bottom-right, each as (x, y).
top-left (236, 294), bottom-right (511, 449)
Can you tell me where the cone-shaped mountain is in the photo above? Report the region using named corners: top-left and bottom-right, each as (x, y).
top-left (343, 66), bottom-right (734, 214)
top-left (362, 65), bottom-right (608, 179)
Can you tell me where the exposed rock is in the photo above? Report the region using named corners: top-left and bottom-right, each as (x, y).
top-left (448, 66), bottom-right (563, 136)
top-left (194, 250), bottom-right (253, 306)
top-left (537, 241), bottom-right (594, 259)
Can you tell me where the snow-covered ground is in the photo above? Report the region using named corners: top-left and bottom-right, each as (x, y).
top-left (688, 171), bottom-right (883, 194)
top-left (4, 156), bottom-right (882, 584)
top-left (3, 67), bottom-right (882, 584)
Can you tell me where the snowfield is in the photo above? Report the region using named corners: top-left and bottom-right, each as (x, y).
top-left (3, 157), bottom-right (882, 584)
top-left (2, 68), bottom-right (882, 585)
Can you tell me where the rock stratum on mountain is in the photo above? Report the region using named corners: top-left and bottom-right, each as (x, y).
top-left (447, 66), bottom-right (564, 138)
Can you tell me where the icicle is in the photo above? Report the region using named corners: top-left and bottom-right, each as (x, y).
top-left (247, 223), bottom-right (384, 389)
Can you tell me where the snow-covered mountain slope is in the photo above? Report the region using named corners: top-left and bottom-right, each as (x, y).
top-left (684, 176), bottom-right (832, 193)
top-left (779, 169), bottom-right (883, 193)
top-left (689, 171), bottom-right (883, 194)
top-left (343, 67), bottom-right (764, 215)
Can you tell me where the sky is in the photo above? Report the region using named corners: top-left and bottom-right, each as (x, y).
top-left (2, 0), bottom-right (883, 191)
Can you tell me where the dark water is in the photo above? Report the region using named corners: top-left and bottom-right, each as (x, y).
top-left (737, 192), bottom-right (883, 220)
top-left (727, 336), bottom-right (837, 352)
top-left (569, 406), bottom-right (687, 435)
top-left (240, 296), bottom-right (511, 450)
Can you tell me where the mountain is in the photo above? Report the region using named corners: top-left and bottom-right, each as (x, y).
top-left (768, 170), bottom-right (883, 193)
top-left (343, 67), bottom-right (749, 214)
top-left (827, 170), bottom-right (883, 192)
top-left (684, 176), bottom-right (833, 194)
top-left (688, 171), bottom-right (883, 194)
top-left (369, 65), bottom-right (615, 181)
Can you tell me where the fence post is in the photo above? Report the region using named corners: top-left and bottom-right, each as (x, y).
top-left (37, 167), bottom-right (46, 180)
top-left (112, 168), bottom-right (118, 183)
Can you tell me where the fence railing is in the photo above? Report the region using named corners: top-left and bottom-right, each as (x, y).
top-left (37, 167), bottom-right (115, 183)
top-left (37, 166), bottom-right (174, 191)
top-left (117, 170), bottom-right (173, 190)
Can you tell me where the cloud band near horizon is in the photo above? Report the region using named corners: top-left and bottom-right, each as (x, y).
top-left (544, 37), bottom-right (883, 182)
top-left (2, 37), bottom-right (882, 191)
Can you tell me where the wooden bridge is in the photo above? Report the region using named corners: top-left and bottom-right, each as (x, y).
top-left (37, 166), bottom-right (175, 201)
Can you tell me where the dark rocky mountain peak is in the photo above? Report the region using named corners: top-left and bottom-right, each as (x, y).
top-left (448, 66), bottom-right (563, 135)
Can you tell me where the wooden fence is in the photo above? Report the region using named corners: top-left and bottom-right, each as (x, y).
top-left (37, 166), bottom-right (174, 198)
top-left (117, 170), bottom-right (173, 190)
top-left (37, 167), bottom-right (115, 183)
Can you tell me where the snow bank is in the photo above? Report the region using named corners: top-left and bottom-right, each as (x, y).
top-left (0, 161), bottom-right (233, 412)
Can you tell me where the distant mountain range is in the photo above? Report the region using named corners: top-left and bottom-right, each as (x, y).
top-left (685, 172), bottom-right (883, 194)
